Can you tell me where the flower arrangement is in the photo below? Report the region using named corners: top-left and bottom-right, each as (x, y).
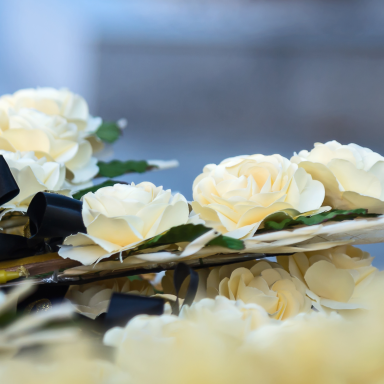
top-left (0, 87), bottom-right (384, 383)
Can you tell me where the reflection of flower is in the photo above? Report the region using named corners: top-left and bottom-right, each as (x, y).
top-left (205, 260), bottom-right (311, 320)
top-left (0, 150), bottom-right (67, 216)
top-left (192, 154), bottom-right (325, 239)
top-left (0, 109), bottom-right (98, 184)
top-left (65, 278), bottom-right (154, 319)
top-left (0, 87), bottom-right (101, 138)
top-left (277, 245), bottom-right (378, 311)
top-left (59, 182), bottom-right (191, 265)
top-left (291, 141), bottom-right (384, 213)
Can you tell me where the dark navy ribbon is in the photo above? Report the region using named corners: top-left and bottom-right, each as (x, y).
top-left (0, 156), bottom-right (87, 261)
top-left (0, 155), bottom-right (19, 206)
top-left (105, 293), bottom-right (164, 328)
top-left (171, 262), bottom-right (199, 315)
top-left (27, 192), bottom-right (86, 239)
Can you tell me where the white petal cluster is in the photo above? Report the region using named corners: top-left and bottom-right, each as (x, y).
top-left (59, 182), bottom-right (190, 265)
top-left (277, 245), bottom-right (378, 312)
top-left (0, 87), bottom-right (101, 137)
top-left (192, 154), bottom-right (325, 238)
top-left (104, 296), bottom-right (271, 380)
top-left (0, 150), bottom-right (67, 215)
top-left (163, 260), bottom-right (311, 320)
top-left (291, 140), bottom-right (384, 213)
top-left (0, 88), bottom-right (102, 185)
top-left (65, 277), bottom-right (154, 319)
top-left (206, 260), bottom-right (311, 320)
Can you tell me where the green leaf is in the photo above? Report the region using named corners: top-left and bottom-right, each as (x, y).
top-left (128, 275), bottom-right (142, 282)
top-left (97, 160), bottom-right (155, 178)
top-left (73, 180), bottom-right (126, 200)
top-left (263, 209), bottom-right (380, 232)
top-left (96, 122), bottom-right (121, 143)
top-left (137, 224), bottom-right (244, 251)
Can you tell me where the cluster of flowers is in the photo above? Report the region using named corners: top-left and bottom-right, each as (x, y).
top-left (0, 87), bottom-right (103, 217)
top-left (60, 141), bottom-right (384, 263)
top-left (68, 244), bottom-right (378, 320)
top-left (3, 284), bottom-right (384, 384)
top-left (0, 87), bottom-right (384, 383)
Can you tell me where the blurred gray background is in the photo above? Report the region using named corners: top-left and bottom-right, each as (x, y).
top-left (1, 0), bottom-right (384, 264)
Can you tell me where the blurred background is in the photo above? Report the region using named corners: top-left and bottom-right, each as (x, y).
top-left (1, 0), bottom-right (384, 263)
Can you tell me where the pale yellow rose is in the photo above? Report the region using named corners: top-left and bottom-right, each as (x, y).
top-left (0, 150), bottom-right (67, 217)
top-left (277, 245), bottom-right (378, 311)
top-left (0, 108), bottom-right (98, 184)
top-left (192, 154), bottom-right (325, 239)
top-left (291, 140), bottom-right (384, 213)
top-left (65, 277), bottom-right (154, 319)
top-left (205, 260), bottom-right (311, 320)
top-left (59, 182), bottom-right (190, 265)
top-left (104, 296), bottom-right (270, 384)
top-left (0, 87), bottom-right (101, 137)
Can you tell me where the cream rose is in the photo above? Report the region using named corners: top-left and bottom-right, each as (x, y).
top-left (205, 260), bottom-right (311, 320)
top-left (103, 296), bottom-right (270, 383)
top-left (291, 141), bottom-right (384, 213)
top-left (0, 108), bottom-right (98, 184)
top-left (59, 182), bottom-right (190, 265)
top-left (192, 154), bottom-right (325, 239)
top-left (277, 245), bottom-right (378, 311)
top-left (0, 150), bottom-right (67, 216)
top-left (65, 277), bottom-right (154, 319)
top-left (0, 87), bottom-right (101, 137)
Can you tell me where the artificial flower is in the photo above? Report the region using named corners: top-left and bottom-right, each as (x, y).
top-left (192, 154), bottom-right (325, 239)
top-left (104, 296), bottom-right (270, 384)
top-left (205, 260), bottom-right (311, 320)
top-left (59, 182), bottom-right (191, 265)
top-left (277, 245), bottom-right (378, 311)
top-left (0, 150), bottom-right (67, 217)
top-left (0, 108), bottom-right (98, 185)
top-left (0, 87), bottom-right (101, 138)
top-left (291, 140), bottom-right (384, 212)
top-left (65, 277), bottom-right (154, 319)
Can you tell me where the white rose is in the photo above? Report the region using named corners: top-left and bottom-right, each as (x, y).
top-left (206, 260), bottom-right (311, 320)
top-left (0, 108), bottom-right (98, 184)
top-left (59, 182), bottom-right (190, 265)
top-left (103, 296), bottom-right (270, 383)
top-left (0, 150), bottom-right (67, 216)
top-left (291, 141), bottom-right (384, 213)
top-left (277, 245), bottom-right (378, 311)
top-left (192, 154), bottom-right (325, 239)
top-left (65, 277), bottom-right (154, 320)
top-left (0, 87), bottom-right (101, 137)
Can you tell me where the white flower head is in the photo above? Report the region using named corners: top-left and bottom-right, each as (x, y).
top-left (0, 150), bottom-right (68, 216)
top-left (65, 277), bottom-right (154, 320)
top-left (192, 154), bottom-right (325, 238)
top-left (0, 87), bottom-right (101, 137)
top-left (291, 141), bottom-right (384, 213)
top-left (0, 108), bottom-right (98, 185)
top-left (277, 245), bottom-right (378, 312)
top-left (59, 182), bottom-right (191, 265)
top-left (206, 260), bottom-right (311, 320)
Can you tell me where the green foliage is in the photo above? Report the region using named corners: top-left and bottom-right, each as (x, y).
top-left (96, 122), bottom-right (121, 143)
top-left (137, 224), bottom-right (244, 251)
top-left (97, 160), bottom-right (154, 178)
top-left (73, 180), bottom-right (125, 200)
top-left (263, 209), bottom-right (379, 232)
